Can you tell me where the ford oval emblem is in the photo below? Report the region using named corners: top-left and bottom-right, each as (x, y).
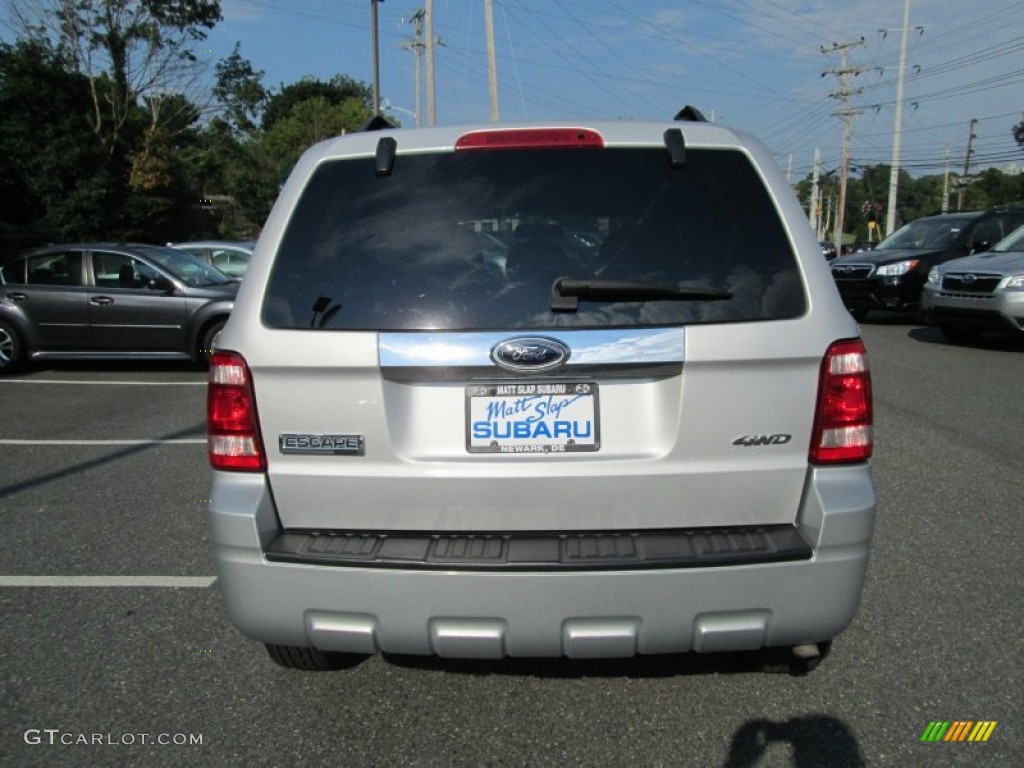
top-left (490, 336), bottom-right (570, 371)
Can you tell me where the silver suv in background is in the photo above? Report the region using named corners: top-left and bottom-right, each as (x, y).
top-left (921, 224), bottom-right (1024, 341)
top-left (206, 113), bottom-right (876, 672)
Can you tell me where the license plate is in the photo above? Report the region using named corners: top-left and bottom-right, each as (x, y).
top-left (466, 382), bottom-right (599, 454)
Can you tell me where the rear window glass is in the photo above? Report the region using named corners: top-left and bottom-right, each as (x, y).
top-left (27, 252), bottom-right (82, 286)
top-left (877, 217), bottom-right (971, 251)
top-left (263, 147), bottom-right (805, 330)
top-left (0, 259), bottom-right (25, 285)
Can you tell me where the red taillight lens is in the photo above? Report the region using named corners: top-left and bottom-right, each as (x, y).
top-left (455, 128), bottom-right (604, 151)
top-left (810, 339), bottom-right (873, 464)
top-left (208, 351), bottom-right (265, 471)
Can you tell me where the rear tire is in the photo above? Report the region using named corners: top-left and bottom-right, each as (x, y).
top-left (0, 320), bottom-right (24, 375)
top-left (848, 306), bottom-right (869, 322)
top-left (265, 644), bottom-right (366, 671)
top-left (198, 318), bottom-right (227, 367)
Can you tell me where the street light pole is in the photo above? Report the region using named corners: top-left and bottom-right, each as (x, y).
top-left (425, 0), bottom-right (436, 125)
top-left (884, 0), bottom-right (911, 237)
top-left (371, 0), bottom-right (384, 115)
top-left (484, 0), bottom-right (499, 121)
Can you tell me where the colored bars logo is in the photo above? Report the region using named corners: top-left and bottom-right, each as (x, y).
top-left (921, 721), bottom-right (997, 743)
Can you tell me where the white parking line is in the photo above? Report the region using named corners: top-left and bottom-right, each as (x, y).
top-left (0, 439), bottom-right (206, 445)
top-left (0, 576), bottom-right (216, 588)
top-left (0, 380), bottom-right (205, 386)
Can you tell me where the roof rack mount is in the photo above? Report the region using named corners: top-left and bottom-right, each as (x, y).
top-left (674, 105), bottom-right (709, 123)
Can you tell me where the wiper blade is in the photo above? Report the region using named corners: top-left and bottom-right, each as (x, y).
top-left (309, 296), bottom-right (342, 328)
top-left (550, 278), bottom-right (732, 312)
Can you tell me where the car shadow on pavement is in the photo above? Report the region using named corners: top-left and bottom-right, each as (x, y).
top-left (855, 310), bottom-right (920, 327)
top-left (855, 311), bottom-right (1024, 351)
top-left (380, 646), bottom-right (824, 679)
top-left (906, 324), bottom-right (1024, 351)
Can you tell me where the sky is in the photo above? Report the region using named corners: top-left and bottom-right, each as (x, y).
top-left (4, 0), bottom-right (1023, 181)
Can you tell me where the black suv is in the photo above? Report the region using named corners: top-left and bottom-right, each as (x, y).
top-left (830, 207), bottom-right (1024, 320)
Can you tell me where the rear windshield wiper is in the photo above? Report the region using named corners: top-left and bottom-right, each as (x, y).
top-left (550, 278), bottom-right (732, 312)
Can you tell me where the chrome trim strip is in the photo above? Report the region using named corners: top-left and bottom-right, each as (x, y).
top-left (381, 363), bottom-right (682, 383)
top-left (379, 328), bottom-right (685, 368)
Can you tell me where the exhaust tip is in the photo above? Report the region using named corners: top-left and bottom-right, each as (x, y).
top-left (792, 643), bottom-right (821, 660)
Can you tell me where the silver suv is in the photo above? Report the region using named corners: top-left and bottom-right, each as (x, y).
top-left (207, 114), bottom-right (876, 671)
top-left (921, 224), bottom-right (1024, 341)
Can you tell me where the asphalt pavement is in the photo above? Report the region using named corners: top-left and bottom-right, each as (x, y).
top-left (1, 322), bottom-right (1021, 767)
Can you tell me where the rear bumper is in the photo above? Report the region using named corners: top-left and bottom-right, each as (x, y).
top-left (207, 466), bottom-right (876, 658)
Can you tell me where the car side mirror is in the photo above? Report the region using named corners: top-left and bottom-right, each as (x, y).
top-left (971, 240), bottom-right (992, 254)
top-left (147, 276), bottom-right (175, 292)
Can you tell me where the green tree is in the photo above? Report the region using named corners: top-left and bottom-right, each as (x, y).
top-left (123, 92), bottom-right (213, 242)
top-left (199, 72), bottom-right (373, 227)
top-left (962, 167), bottom-right (1024, 210)
top-left (5, 1), bottom-right (223, 244)
top-left (264, 96), bottom-right (370, 169)
top-left (214, 42), bottom-right (268, 137)
top-left (230, 94), bottom-right (371, 224)
top-left (12, 0), bottom-right (221, 154)
top-left (0, 38), bottom-right (109, 250)
top-left (261, 75), bottom-right (372, 132)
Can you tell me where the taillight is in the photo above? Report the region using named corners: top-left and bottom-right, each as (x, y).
top-left (810, 339), bottom-right (873, 464)
top-left (208, 351), bottom-right (265, 471)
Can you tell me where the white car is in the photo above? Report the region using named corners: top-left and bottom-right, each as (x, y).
top-left (205, 112), bottom-right (876, 671)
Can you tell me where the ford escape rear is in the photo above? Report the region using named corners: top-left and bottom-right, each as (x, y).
top-left (207, 115), bottom-right (876, 670)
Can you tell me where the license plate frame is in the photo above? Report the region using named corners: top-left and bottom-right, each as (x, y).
top-left (465, 382), bottom-right (600, 454)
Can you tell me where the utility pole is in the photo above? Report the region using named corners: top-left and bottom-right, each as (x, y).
top-left (822, 38), bottom-right (865, 256)
top-left (401, 10), bottom-right (425, 125)
top-left (483, 0), bottom-right (499, 122)
top-left (809, 148), bottom-right (821, 236)
top-left (425, 0), bottom-right (436, 125)
top-left (941, 146), bottom-right (951, 213)
top-left (370, 0), bottom-right (384, 116)
top-left (884, 0), bottom-right (915, 236)
top-left (824, 194), bottom-right (834, 241)
top-left (401, 9), bottom-right (443, 126)
top-left (957, 118), bottom-right (978, 211)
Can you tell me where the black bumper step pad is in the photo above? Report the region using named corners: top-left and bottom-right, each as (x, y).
top-left (265, 525), bottom-right (812, 571)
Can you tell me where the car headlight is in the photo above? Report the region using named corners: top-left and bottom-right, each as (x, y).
top-left (1004, 274), bottom-right (1024, 291)
top-left (876, 259), bottom-right (920, 277)
top-left (927, 267), bottom-right (941, 285)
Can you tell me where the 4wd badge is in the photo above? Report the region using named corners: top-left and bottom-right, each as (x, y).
top-left (733, 434), bottom-right (792, 447)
